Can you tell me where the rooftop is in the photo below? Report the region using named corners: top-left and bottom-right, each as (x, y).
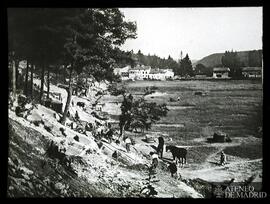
top-left (242, 67), bottom-right (262, 71)
top-left (132, 65), bottom-right (151, 70)
top-left (213, 67), bottom-right (230, 72)
top-left (149, 69), bottom-right (166, 74)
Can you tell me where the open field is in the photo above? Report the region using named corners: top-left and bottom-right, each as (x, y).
top-left (124, 80), bottom-right (263, 142)
top-left (99, 80), bottom-right (263, 183)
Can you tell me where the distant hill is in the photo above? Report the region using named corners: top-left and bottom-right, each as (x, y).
top-left (194, 50), bottom-right (262, 67)
top-left (191, 59), bottom-right (198, 65)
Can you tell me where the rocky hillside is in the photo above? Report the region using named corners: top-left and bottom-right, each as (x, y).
top-left (7, 80), bottom-right (203, 198)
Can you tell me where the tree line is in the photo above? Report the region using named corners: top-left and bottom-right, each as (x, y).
top-left (116, 50), bottom-right (194, 77)
top-left (194, 50), bottom-right (262, 78)
top-left (8, 8), bottom-right (137, 124)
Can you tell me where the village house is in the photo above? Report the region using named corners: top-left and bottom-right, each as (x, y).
top-left (128, 68), bottom-right (139, 81)
top-left (212, 67), bottom-right (230, 79)
top-left (128, 65), bottom-right (151, 80)
top-left (133, 65), bottom-right (151, 80)
top-left (163, 69), bottom-right (175, 79)
top-left (113, 65), bottom-right (130, 80)
top-left (148, 68), bottom-right (174, 80)
top-left (242, 67), bottom-right (262, 78)
top-left (148, 68), bottom-right (163, 80)
top-left (114, 65), bottom-right (175, 81)
top-left (147, 69), bottom-right (160, 80)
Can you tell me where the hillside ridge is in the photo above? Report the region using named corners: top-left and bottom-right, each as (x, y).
top-left (194, 49), bottom-right (262, 67)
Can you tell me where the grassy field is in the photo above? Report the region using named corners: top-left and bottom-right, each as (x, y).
top-left (122, 80), bottom-right (263, 145)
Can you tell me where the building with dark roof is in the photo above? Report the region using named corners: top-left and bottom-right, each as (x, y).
top-left (213, 67), bottom-right (230, 78)
top-left (242, 67), bottom-right (262, 78)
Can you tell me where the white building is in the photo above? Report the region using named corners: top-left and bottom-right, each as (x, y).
top-left (128, 65), bottom-right (151, 80)
top-left (114, 65), bottom-right (175, 81)
top-left (128, 68), bottom-right (139, 81)
top-left (149, 68), bottom-right (164, 80)
top-left (213, 67), bottom-right (230, 78)
top-left (113, 65), bottom-right (131, 80)
top-left (242, 67), bottom-right (262, 78)
top-left (163, 69), bottom-right (174, 79)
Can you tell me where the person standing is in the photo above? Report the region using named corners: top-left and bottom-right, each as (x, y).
top-left (157, 136), bottom-right (164, 158)
top-left (125, 137), bottom-right (132, 152)
top-left (220, 151), bottom-right (226, 166)
top-left (168, 161), bottom-right (177, 177)
top-left (150, 152), bottom-right (159, 169)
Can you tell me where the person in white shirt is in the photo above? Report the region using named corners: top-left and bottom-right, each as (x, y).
top-left (150, 152), bottom-right (159, 169)
top-left (125, 137), bottom-right (132, 152)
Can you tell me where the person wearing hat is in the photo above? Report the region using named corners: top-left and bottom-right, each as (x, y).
top-left (150, 152), bottom-right (159, 169)
top-left (220, 151), bottom-right (226, 166)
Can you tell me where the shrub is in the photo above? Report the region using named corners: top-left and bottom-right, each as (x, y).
top-left (74, 135), bottom-right (79, 142)
top-left (44, 125), bottom-right (52, 132)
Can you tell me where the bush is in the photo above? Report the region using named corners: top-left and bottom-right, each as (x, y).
top-left (33, 120), bottom-right (44, 127)
top-left (74, 135), bottom-right (79, 142)
top-left (60, 127), bottom-right (67, 137)
top-left (44, 125), bottom-right (52, 133)
top-left (46, 141), bottom-right (70, 167)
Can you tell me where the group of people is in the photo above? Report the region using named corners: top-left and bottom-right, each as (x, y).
top-left (149, 136), bottom-right (179, 178)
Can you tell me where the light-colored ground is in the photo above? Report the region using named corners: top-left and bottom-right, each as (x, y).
top-left (8, 79), bottom-right (263, 198)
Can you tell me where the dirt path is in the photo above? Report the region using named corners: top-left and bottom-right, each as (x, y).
top-left (180, 158), bottom-right (262, 182)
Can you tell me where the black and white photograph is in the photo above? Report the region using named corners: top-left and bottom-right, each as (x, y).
top-left (7, 6), bottom-right (265, 198)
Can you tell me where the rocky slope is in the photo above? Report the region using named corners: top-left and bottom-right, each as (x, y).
top-left (7, 81), bottom-right (203, 198)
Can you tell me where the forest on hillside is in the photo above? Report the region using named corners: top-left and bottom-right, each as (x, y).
top-left (194, 50), bottom-right (262, 69)
top-left (116, 50), bottom-right (194, 77)
top-left (194, 50), bottom-right (262, 78)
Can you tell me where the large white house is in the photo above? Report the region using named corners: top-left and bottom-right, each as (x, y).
top-left (114, 65), bottom-right (175, 81)
top-left (128, 65), bottom-right (151, 80)
top-left (148, 68), bottom-right (174, 80)
top-left (149, 68), bottom-right (163, 80)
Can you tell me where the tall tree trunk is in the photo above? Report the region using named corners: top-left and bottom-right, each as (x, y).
top-left (30, 64), bottom-right (34, 100)
top-left (24, 60), bottom-right (29, 96)
top-left (15, 60), bottom-right (19, 90)
top-left (39, 62), bottom-right (45, 104)
top-left (63, 65), bottom-right (67, 84)
top-left (46, 69), bottom-right (50, 99)
top-left (12, 57), bottom-right (17, 106)
top-left (61, 66), bottom-right (73, 125)
top-left (56, 67), bottom-right (59, 83)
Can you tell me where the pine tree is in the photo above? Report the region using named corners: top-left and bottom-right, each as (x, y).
top-left (180, 54), bottom-right (193, 77)
top-left (221, 50), bottom-right (241, 78)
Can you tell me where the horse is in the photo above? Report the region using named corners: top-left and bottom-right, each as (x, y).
top-left (166, 145), bottom-right (187, 166)
top-left (157, 136), bottom-right (164, 158)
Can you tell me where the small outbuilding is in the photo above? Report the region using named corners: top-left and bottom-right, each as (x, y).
top-left (213, 67), bottom-right (230, 79)
top-left (242, 67), bottom-right (262, 78)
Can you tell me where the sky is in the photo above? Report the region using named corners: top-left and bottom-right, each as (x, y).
top-left (119, 7), bottom-right (262, 61)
